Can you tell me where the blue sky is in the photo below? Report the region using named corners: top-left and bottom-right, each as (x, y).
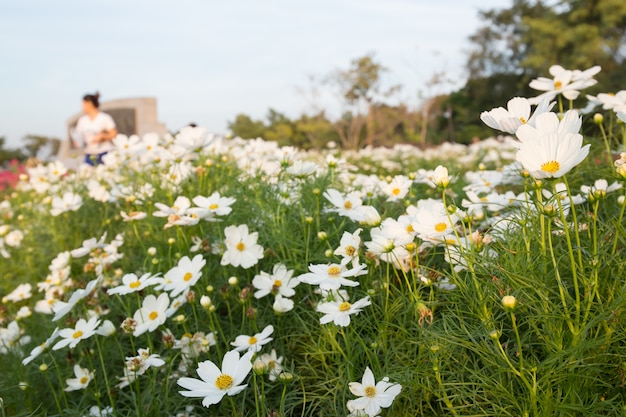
top-left (0, 0), bottom-right (511, 147)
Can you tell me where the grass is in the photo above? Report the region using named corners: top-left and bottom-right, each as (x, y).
top-left (0, 111), bottom-right (625, 416)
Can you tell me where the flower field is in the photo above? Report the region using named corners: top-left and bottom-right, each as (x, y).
top-left (2, 65), bottom-right (626, 416)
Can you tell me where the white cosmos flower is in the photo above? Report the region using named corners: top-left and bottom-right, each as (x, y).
top-left (323, 189), bottom-right (365, 222)
top-left (254, 349), bottom-right (284, 381)
top-left (334, 228), bottom-right (362, 267)
top-left (96, 320), bottom-right (116, 337)
top-left (108, 272), bottom-right (161, 296)
top-left (580, 179), bottom-right (622, 198)
top-left (177, 350), bottom-right (254, 409)
top-left (86, 405), bottom-right (113, 417)
top-left (429, 165), bottom-right (452, 188)
top-left (515, 111), bottom-right (590, 179)
top-left (133, 293), bottom-right (170, 336)
top-left (231, 324), bottom-right (274, 353)
top-left (165, 292), bottom-right (188, 318)
top-left (286, 159), bottom-right (319, 177)
top-left (53, 316), bottom-right (101, 350)
top-left (381, 175), bottom-right (412, 202)
top-left (120, 210), bottom-right (147, 222)
top-left (191, 191), bottom-right (236, 219)
top-left (52, 276), bottom-right (102, 322)
top-left (297, 263), bottom-right (367, 290)
top-left (160, 255), bottom-right (206, 297)
top-left (2, 283), bottom-right (32, 303)
top-left (317, 296), bottom-right (371, 327)
top-left (528, 64), bottom-right (601, 104)
top-left (50, 192), bottom-right (83, 216)
top-left (71, 233), bottom-right (108, 258)
top-left (220, 224), bottom-right (264, 269)
top-left (348, 366), bottom-right (402, 417)
top-left (64, 364), bottom-right (94, 392)
top-left (23, 327), bottom-right (60, 365)
top-left (273, 294), bottom-right (294, 313)
top-left (252, 263), bottom-right (298, 299)
top-left (480, 97), bottom-right (554, 134)
top-left (0, 320), bottom-right (31, 353)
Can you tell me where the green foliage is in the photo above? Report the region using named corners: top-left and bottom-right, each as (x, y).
top-left (1, 113), bottom-right (626, 415)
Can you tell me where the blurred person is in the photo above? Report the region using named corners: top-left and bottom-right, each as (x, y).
top-left (73, 92), bottom-right (117, 165)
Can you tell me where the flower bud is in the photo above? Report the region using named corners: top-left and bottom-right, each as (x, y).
top-left (39, 363), bottom-right (48, 372)
top-left (279, 372), bottom-right (294, 382)
top-left (253, 359), bottom-right (268, 375)
top-left (147, 247), bottom-right (157, 256)
top-left (228, 276), bottom-right (238, 286)
top-left (324, 249), bottom-right (334, 258)
top-left (489, 330), bottom-right (501, 340)
top-left (618, 195), bottom-right (625, 206)
top-left (167, 238), bottom-right (175, 245)
top-left (502, 295), bottom-right (517, 311)
top-left (200, 295), bottom-right (212, 308)
top-left (317, 231), bottom-right (327, 241)
top-left (593, 113), bottom-right (604, 124)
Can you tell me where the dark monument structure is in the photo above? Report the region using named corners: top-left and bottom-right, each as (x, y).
top-left (58, 97), bottom-right (168, 167)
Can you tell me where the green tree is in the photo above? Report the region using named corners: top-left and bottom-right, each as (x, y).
top-left (0, 137), bottom-right (25, 167)
top-left (227, 114), bottom-right (267, 139)
top-left (22, 134), bottom-right (61, 160)
top-left (326, 53), bottom-right (401, 149)
top-left (451, 0), bottom-right (626, 142)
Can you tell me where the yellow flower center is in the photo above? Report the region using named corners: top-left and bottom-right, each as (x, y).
top-left (344, 201), bottom-right (353, 209)
top-left (541, 160), bottom-right (560, 174)
top-left (129, 281), bottom-right (141, 289)
top-left (183, 272), bottom-right (193, 282)
top-left (209, 203), bottom-right (219, 210)
top-left (80, 376), bottom-right (89, 384)
top-left (406, 224), bottom-right (414, 233)
top-left (391, 188), bottom-right (401, 195)
top-left (338, 301), bottom-right (351, 312)
top-left (149, 311), bottom-right (158, 320)
top-left (249, 336), bottom-right (257, 345)
top-left (519, 117), bottom-right (527, 124)
top-left (434, 222), bottom-right (448, 232)
top-left (215, 373), bottom-right (234, 390)
top-left (72, 330), bottom-right (83, 339)
top-left (236, 242), bottom-right (245, 251)
top-left (554, 80), bottom-right (563, 89)
top-left (364, 386), bottom-right (376, 398)
top-left (273, 279), bottom-right (282, 288)
top-left (267, 360), bottom-right (276, 370)
top-left (345, 246), bottom-right (356, 256)
top-left (327, 266), bottom-right (341, 277)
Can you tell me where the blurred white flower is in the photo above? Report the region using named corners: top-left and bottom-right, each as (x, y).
top-left (64, 365), bottom-right (94, 392)
top-left (231, 325), bottom-right (274, 353)
top-left (50, 192), bottom-right (83, 216)
top-left (221, 224), bottom-right (264, 269)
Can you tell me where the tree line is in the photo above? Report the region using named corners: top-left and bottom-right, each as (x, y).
top-left (229, 0), bottom-right (626, 149)
top-left (2, 0), bottom-right (625, 167)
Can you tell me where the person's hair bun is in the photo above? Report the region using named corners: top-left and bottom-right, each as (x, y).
top-left (94, 91), bottom-right (100, 100)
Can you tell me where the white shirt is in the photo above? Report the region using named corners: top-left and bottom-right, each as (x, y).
top-left (75, 112), bottom-right (116, 155)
